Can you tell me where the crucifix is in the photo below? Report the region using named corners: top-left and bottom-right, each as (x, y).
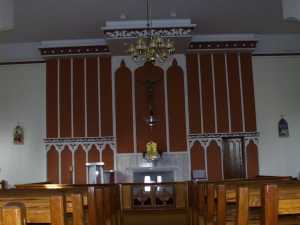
top-left (144, 79), bottom-right (160, 128)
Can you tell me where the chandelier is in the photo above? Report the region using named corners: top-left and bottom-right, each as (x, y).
top-left (128, 0), bottom-right (176, 64)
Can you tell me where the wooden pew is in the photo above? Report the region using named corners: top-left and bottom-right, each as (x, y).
top-left (14, 183), bottom-right (121, 225)
top-left (262, 184), bottom-right (300, 225)
top-left (0, 190), bottom-right (70, 225)
top-left (190, 177), bottom-right (300, 225)
top-left (211, 182), bottom-right (300, 225)
top-left (2, 202), bottom-right (26, 225)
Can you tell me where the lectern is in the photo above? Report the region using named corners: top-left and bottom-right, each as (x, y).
top-left (85, 162), bottom-right (104, 184)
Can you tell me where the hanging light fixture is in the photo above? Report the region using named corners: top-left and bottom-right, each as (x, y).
top-left (128, 0), bottom-right (176, 64)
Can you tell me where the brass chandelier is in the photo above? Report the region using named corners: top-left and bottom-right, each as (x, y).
top-left (128, 0), bottom-right (176, 64)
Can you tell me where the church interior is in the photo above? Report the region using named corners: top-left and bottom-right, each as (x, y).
top-left (0, 0), bottom-right (300, 224)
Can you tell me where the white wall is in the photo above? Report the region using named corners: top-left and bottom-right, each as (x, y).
top-left (0, 63), bottom-right (46, 185)
top-left (253, 56), bottom-right (300, 178)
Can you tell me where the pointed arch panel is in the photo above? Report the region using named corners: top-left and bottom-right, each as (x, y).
top-left (61, 145), bottom-right (72, 184)
top-left (167, 60), bottom-right (187, 151)
top-left (47, 146), bottom-right (59, 183)
top-left (102, 145), bottom-right (114, 170)
top-left (75, 145), bottom-right (86, 184)
top-left (207, 141), bottom-right (222, 180)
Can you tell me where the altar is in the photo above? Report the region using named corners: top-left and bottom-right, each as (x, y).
top-left (115, 152), bottom-right (190, 183)
top-left (132, 167), bottom-right (175, 183)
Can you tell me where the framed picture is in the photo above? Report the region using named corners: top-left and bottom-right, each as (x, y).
top-left (13, 125), bottom-right (24, 145)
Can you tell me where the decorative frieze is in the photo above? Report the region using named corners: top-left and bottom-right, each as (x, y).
top-left (188, 132), bottom-right (259, 150)
top-left (44, 137), bottom-right (116, 152)
top-left (188, 41), bottom-right (257, 51)
top-left (40, 45), bottom-right (110, 57)
top-left (103, 27), bottom-right (195, 39)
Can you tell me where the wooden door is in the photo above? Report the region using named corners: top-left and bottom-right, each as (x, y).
top-left (222, 138), bottom-right (245, 179)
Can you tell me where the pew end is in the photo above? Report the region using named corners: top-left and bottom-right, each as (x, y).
top-left (2, 202), bottom-right (26, 225)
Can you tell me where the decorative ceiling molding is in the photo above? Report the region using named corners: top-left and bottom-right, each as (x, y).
top-left (103, 27), bottom-right (195, 39)
top-left (102, 19), bottom-right (196, 39)
top-left (188, 40), bottom-right (257, 51)
top-left (40, 45), bottom-right (110, 57)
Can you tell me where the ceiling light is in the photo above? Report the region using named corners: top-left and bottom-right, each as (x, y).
top-left (128, 0), bottom-right (175, 64)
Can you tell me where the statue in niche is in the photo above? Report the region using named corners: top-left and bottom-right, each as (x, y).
top-left (13, 125), bottom-right (24, 145)
top-left (278, 115), bottom-right (289, 137)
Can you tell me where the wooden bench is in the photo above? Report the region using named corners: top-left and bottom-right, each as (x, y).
top-left (190, 177), bottom-right (300, 225)
top-left (13, 183), bottom-right (121, 225)
top-left (0, 190), bottom-right (72, 225)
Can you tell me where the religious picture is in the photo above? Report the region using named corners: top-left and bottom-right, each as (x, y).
top-left (13, 125), bottom-right (24, 145)
top-left (278, 117), bottom-right (289, 137)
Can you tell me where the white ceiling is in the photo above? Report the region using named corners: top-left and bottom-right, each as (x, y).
top-left (0, 0), bottom-right (300, 44)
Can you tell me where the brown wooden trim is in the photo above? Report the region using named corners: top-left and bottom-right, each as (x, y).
top-left (100, 56), bottom-right (113, 137)
top-left (227, 53), bottom-right (243, 132)
top-left (207, 141), bottom-right (222, 180)
top-left (240, 53), bottom-right (257, 132)
top-left (200, 54), bottom-right (215, 133)
top-left (246, 141), bottom-right (259, 178)
top-left (0, 60), bottom-right (45, 65)
top-left (60, 145), bottom-right (72, 184)
top-left (190, 142), bottom-right (205, 171)
top-left (115, 61), bottom-right (134, 153)
top-left (135, 62), bottom-right (167, 153)
top-left (59, 58), bottom-right (72, 138)
top-left (88, 145), bottom-right (100, 163)
top-left (189, 41), bottom-right (257, 50)
top-left (86, 57), bottom-right (100, 137)
top-left (186, 53), bottom-right (202, 133)
top-left (47, 146), bottom-right (59, 183)
top-left (73, 58), bottom-right (86, 137)
top-left (40, 46), bottom-right (109, 56)
top-left (102, 145), bottom-right (114, 170)
top-left (253, 53), bottom-right (300, 56)
top-left (75, 145), bottom-right (87, 184)
top-left (46, 59), bottom-right (59, 138)
top-left (167, 60), bottom-right (187, 151)
top-left (213, 53), bottom-right (229, 133)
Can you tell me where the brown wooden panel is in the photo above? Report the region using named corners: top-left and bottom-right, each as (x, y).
top-left (167, 60), bottom-right (187, 151)
top-left (86, 57), bottom-right (100, 137)
top-left (88, 145), bottom-right (100, 163)
top-left (190, 142), bottom-right (205, 171)
top-left (207, 141), bottom-right (222, 180)
top-left (227, 53), bottom-right (243, 132)
top-left (223, 138), bottom-right (245, 179)
top-left (46, 59), bottom-right (58, 138)
top-left (240, 53), bottom-right (257, 132)
top-left (213, 54), bottom-right (229, 133)
top-left (200, 54), bottom-right (215, 133)
top-left (75, 145), bottom-right (86, 184)
top-left (186, 54), bottom-right (202, 133)
top-left (102, 145), bottom-right (114, 170)
top-left (115, 61), bottom-right (134, 153)
top-left (100, 56), bottom-right (113, 136)
top-left (59, 58), bottom-right (72, 138)
top-left (61, 145), bottom-right (73, 184)
top-left (73, 58), bottom-right (86, 137)
top-left (246, 141), bottom-right (259, 178)
top-left (47, 146), bottom-right (59, 183)
top-left (135, 62), bottom-right (167, 153)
